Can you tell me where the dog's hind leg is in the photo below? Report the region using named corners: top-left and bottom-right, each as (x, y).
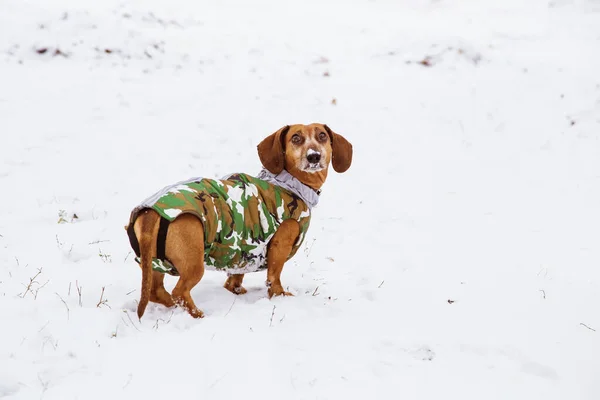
top-left (150, 271), bottom-right (175, 308)
top-left (133, 209), bottom-right (176, 317)
top-left (224, 274), bottom-right (247, 295)
top-left (165, 213), bottom-right (205, 318)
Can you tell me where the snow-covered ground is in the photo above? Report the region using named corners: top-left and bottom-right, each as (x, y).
top-left (1, 0), bottom-right (599, 398)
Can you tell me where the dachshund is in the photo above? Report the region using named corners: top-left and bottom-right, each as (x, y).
top-left (125, 123), bottom-right (353, 319)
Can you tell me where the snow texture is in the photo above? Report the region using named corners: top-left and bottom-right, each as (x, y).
top-left (1, 0), bottom-right (599, 399)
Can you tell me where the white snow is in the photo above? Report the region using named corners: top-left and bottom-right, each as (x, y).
top-left (1, 0), bottom-right (600, 399)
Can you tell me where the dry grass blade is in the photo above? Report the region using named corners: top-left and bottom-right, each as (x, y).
top-left (269, 305), bottom-right (276, 327)
top-left (580, 323), bottom-right (596, 332)
top-left (19, 268), bottom-right (43, 298)
top-left (76, 280), bottom-right (83, 306)
top-left (96, 286), bottom-right (110, 309)
top-left (55, 293), bottom-right (70, 320)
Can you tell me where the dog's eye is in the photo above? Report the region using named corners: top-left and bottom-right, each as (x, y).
top-left (291, 134), bottom-right (302, 144)
top-left (318, 132), bottom-right (327, 141)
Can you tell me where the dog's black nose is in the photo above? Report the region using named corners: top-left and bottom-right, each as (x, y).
top-left (307, 152), bottom-right (321, 164)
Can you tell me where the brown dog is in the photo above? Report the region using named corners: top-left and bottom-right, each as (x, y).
top-left (125, 123), bottom-right (352, 319)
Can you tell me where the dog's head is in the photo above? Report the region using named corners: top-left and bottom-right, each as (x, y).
top-left (257, 123), bottom-right (353, 189)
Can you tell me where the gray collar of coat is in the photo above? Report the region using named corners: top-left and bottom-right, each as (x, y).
top-left (256, 168), bottom-right (320, 209)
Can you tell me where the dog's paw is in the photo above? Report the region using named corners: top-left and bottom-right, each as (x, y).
top-left (233, 286), bottom-right (247, 295)
top-left (268, 286), bottom-right (294, 298)
top-left (224, 284), bottom-right (247, 295)
top-left (224, 276), bottom-right (247, 295)
top-left (189, 308), bottom-right (205, 319)
top-left (173, 297), bottom-right (205, 319)
top-left (181, 303), bottom-right (205, 319)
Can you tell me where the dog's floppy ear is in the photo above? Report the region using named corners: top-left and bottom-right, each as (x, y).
top-left (324, 125), bottom-right (353, 173)
top-left (257, 125), bottom-right (290, 174)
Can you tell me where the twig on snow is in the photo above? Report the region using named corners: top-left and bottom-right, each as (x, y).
top-left (42, 336), bottom-right (58, 351)
top-left (124, 310), bottom-right (141, 332)
top-left (304, 238), bottom-right (316, 257)
top-left (539, 290), bottom-right (546, 299)
top-left (76, 280), bottom-right (82, 306)
top-left (580, 323), bottom-right (596, 332)
top-left (153, 311), bottom-right (174, 330)
top-left (89, 239), bottom-right (110, 245)
top-left (224, 297), bottom-right (236, 317)
top-left (38, 321), bottom-right (50, 333)
top-left (312, 286), bottom-right (320, 296)
top-left (98, 249), bottom-right (112, 263)
top-left (96, 286), bottom-right (110, 309)
top-left (19, 268), bottom-right (43, 298)
top-left (378, 280), bottom-right (385, 288)
top-left (269, 305), bottom-right (276, 327)
top-left (34, 279), bottom-right (50, 300)
top-left (55, 293), bottom-right (70, 320)
top-left (38, 373), bottom-right (49, 395)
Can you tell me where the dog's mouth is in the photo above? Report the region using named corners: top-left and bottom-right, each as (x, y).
top-left (301, 161), bottom-right (325, 173)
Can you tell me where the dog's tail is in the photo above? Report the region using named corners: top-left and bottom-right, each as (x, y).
top-left (136, 210), bottom-right (160, 320)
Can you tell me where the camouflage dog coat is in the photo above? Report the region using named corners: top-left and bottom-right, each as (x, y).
top-left (127, 169), bottom-right (319, 275)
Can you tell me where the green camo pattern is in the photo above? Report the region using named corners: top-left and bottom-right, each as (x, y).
top-left (130, 173), bottom-right (311, 274)
top-left (135, 256), bottom-right (179, 276)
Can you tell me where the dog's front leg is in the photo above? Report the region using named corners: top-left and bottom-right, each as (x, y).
top-left (266, 219), bottom-right (300, 298)
top-left (224, 274), bottom-right (247, 294)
